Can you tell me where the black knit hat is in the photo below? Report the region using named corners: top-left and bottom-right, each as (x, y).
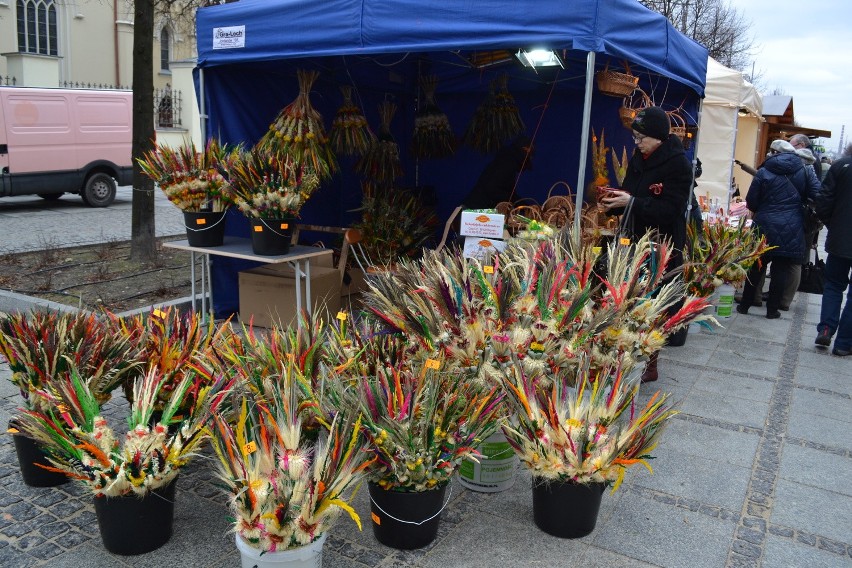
top-left (632, 106), bottom-right (670, 141)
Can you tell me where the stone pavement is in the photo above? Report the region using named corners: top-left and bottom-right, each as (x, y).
top-left (0, 186), bottom-right (185, 254)
top-left (0, 292), bottom-right (850, 567)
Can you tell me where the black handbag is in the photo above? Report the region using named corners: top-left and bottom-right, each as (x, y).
top-left (798, 247), bottom-right (825, 294)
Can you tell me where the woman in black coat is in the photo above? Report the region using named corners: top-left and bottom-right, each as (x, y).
top-left (601, 106), bottom-right (694, 382)
top-left (737, 143), bottom-right (821, 318)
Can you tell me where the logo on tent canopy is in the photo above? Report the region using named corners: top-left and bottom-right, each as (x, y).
top-left (213, 26), bottom-right (245, 50)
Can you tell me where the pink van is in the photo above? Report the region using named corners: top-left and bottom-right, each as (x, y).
top-left (0, 87), bottom-right (133, 207)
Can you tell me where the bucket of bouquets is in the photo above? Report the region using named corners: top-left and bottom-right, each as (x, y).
top-left (208, 342), bottom-right (371, 568)
top-left (339, 347), bottom-right (504, 550)
top-left (497, 359), bottom-right (678, 538)
top-left (250, 217), bottom-right (294, 256)
top-left (183, 210), bottom-right (227, 247)
top-left (13, 367), bottom-right (230, 555)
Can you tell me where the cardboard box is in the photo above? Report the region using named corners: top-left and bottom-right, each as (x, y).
top-left (462, 236), bottom-right (507, 260)
top-left (459, 210), bottom-right (506, 239)
top-left (239, 264), bottom-right (341, 328)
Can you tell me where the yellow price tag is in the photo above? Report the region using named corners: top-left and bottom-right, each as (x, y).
top-left (243, 441), bottom-right (257, 454)
top-left (619, 237), bottom-right (631, 246)
top-left (592, 246), bottom-right (602, 256)
top-left (336, 311), bottom-right (348, 321)
top-left (483, 265), bottom-right (494, 274)
top-left (152, 309), bottom-right (166, 318)
top-left (425, 359), bottom-right (441, 370)
top-left (530, 342), bottom-right (545, 351)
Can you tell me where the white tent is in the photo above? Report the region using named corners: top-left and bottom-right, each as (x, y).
top-left (696, 57), bottom-right (763, 213)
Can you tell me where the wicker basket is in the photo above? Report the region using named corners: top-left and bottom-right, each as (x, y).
top-left (596, 62), bottom-right (639, 98)
top-left (619, 89), bottom-right (651, 129)
top-left (668, 110), bottom-right (687, 142)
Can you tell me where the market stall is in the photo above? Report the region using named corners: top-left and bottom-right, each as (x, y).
top-left (696, 57), bottom-right (762, 213)
top-left (194, 0), bottom-right (709, 316)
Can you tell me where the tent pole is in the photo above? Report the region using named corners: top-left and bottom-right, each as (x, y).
top-left (574, 51), bottom-right (595, 241)
top-left (199, 67), bottom-right (207, 142)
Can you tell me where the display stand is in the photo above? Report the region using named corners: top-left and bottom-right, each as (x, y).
top-left (163, 237), bottom-right (333, 322)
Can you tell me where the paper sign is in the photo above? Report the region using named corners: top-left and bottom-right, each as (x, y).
top-left (213, 26), bottom-right (246, 50)
top-left (254, 225), bottom-right (263, 232)
top-left (459, 211), bottom-right (506, 238)
top-left (337, 311), bottom-right (347, 321)
top-left (619, 237), bottom-right (631, 245)
top-left (243, 441), bottom-right (257, 454)
top-left (153, 309), bottom-right (166, 318)
top-left (280, 223), bottom-right (289, 230)
top-left (483, 265), bottom-right (494, 274)
top-left (371, 512), bottom-right (381, 525)
top-left (196, 218), bottom-right (207, 226)
top-left (425, 359), bottom-right (441, 370)
top-left (462, 236), bottom-right (507, 260)
top-left (530, 342), bottom-right (544, 351)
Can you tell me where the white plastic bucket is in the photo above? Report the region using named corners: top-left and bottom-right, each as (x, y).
top-left (458, 431), bottom-right (518, 492)
top-left (715, 283), bottom-right (735, 318)
top-left (236, 533), bottom-right (326, 568)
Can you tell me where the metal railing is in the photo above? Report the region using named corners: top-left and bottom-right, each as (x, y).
top-left (154, 86), bottom-right (182, 128)
top-left (59, 81), bottom-right (131, 90)
top-left (1, 76), bottom-right (17, 86)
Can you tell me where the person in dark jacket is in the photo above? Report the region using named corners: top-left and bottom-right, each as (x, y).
top-left (736, 140), bottom-right (821, 319)
top-left (813, 153), bottom-right (852, 355)
top-left (461, 135), bottom-right (532, 209)
top-left (601, 106), bottom-right (693, 382)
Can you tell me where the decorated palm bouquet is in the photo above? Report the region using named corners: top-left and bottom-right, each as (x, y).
top-left (0, 310), bottom-right (140, 412)
top-left (412, 75), bottom-right (455, 159)
top-left (329, 332), bottom-right (504, 492)
top-left (16, 367), bottom-right (229, 497)
top-left (684, 218), bottom-right (772, 296)
top-left (210, 362), bottom-right (371, 552)
top-left (463, 73), bottom-right (525, 154)
top-left (258, 69), bottom-right (337, 180)
top-left (227, 147), bottom-right (321, 219)
top-left (138, 139), bottom-right (235, 212)
top-left (330, 85), bottom-right (375, 159)
top-left (356, 100), bottom-right (403, 187)
top-left (497, 356), bottom-right (678, 489)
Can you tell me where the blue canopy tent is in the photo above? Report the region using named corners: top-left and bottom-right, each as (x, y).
top-left (195, 0), bottom-right (708, 317)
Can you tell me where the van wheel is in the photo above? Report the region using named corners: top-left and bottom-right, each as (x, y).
top-left (38, 193), bottom-right (64, 200)
top-left (82, 173), bottom-right (116, 207)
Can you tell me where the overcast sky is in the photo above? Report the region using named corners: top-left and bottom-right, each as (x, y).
top-left (738, 1), bottom-right (852, 155)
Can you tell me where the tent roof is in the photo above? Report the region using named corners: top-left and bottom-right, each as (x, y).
top-left (703, 57), bottom-right (762, 116)
top-left (196, 0), bottom-right (708, 96)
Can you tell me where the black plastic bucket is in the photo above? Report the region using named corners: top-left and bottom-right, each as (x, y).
top-left (94, 479), bottom-right (177, 555)
top-left (666, 325), bottom-right (689, 347)
top-left (368, 482), bottom-right (448, 550)
top-left (183, 210), bottom-right (227, 247)
top-left (250, 218), bottom-right (293, 256)
top-left (532, 479), bottom-right (606, 538)
top-left (9, 420), bottom-right (69, 487)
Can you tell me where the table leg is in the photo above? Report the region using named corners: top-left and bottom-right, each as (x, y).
top-left (190, 251), bottom-right (197, 312)
top-left (294, 259), bottom-right (302, 316)
top-left (305, 260), bottom-right (312, 314)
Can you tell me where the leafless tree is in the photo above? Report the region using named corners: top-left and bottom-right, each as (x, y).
top-left (130, 0), bottom-right (235, 261)
top-left (640, 0), bottom-right (757, 78)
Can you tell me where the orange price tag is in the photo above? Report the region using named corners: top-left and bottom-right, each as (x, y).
top-left (196, 218), bottom-right (207, 226)
top-left (619, 237), bottom-right (631, 245)
top-left (7, 427), bottom-right (19, 434)
top-left (336, 311), bottom-right (347, 321)
top-left (483, 265), bottom-right (494, 274)
top-left (254, 225), bottom-right (263, 232)
top-left (425, 359), bottom-right (441, 370)
top-left (371, 512), bottom-right (381, 525)
top-left (280, 223), bottom-right (289, 230)
top-left (243, 441), bottom-right (257, 454)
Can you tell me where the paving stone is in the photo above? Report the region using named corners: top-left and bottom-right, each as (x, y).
top-left (54, 529), bottom-right (92, 550)
top-left (12, 533), bottom-right (44, 552)
top-left (772, 479), bottom-right (852, 544)
top-left (736, 527), bottom-right (764, 546)
top-left (778, 443), bottom-right (852, 496)
top-left (31, 490), bottom-right (67, 508)
top-left (817, 537), bottom-right (848, 555)
top-left (0, 546), bottom-right (37, 567)
top-left (39, 520), bottom-right (71, 539)
top-left (726, 553), bottom-right (759, 568)
top-left (764, 534), bottom-right (851, 568)
top-left (27, 540), bottom-right (64, 561)
top-left (768, 524), bottom-right (794, 538)
top-left (732, 540), bottom-right (761, 558)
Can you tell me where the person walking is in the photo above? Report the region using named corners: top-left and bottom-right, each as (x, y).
top-left (813, 150), bottom-right (852, 355)
top-left (790, 134), bottom-right (822, 179)
top-left (600, 106), bottom-right (693, 382)
top-left (736, 140), bottom-right (821, 319)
